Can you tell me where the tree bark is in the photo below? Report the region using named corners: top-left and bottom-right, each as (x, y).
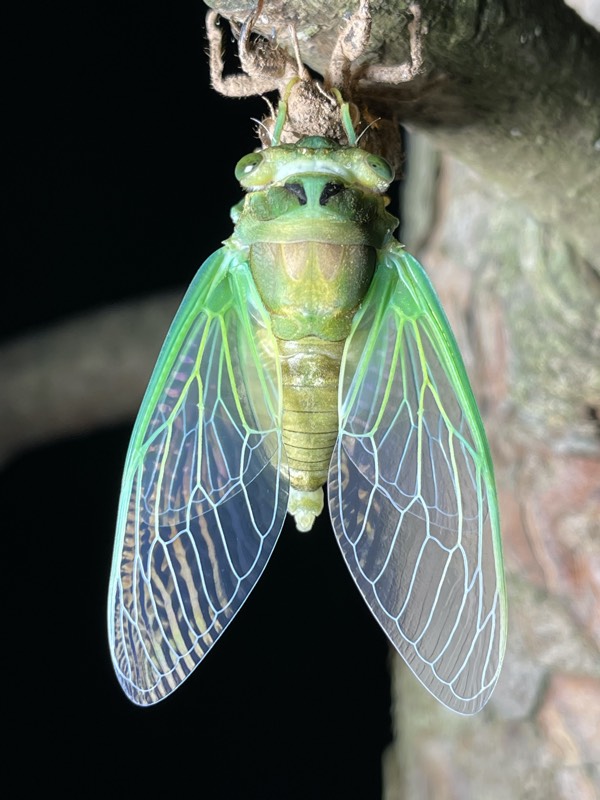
top-left (385, 129), bottom-right (599, 800)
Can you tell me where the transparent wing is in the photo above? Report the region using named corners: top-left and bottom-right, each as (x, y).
top-left (329, 245), bottom-right (507, 715)
top-left (108, 248), bottom-right (289, 705)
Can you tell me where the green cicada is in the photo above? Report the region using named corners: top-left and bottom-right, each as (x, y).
top-left (108, 5), bottom-right (506, 714)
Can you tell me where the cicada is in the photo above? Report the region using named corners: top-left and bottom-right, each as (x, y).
top-left (108, 3), bottom-right (507, 714)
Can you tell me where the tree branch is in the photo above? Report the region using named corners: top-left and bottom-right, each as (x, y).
top-left (0, 294), bottom-right (180, 466)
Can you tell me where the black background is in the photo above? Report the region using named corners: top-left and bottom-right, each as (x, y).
top-left (5, 2), bottom-right (402, 797)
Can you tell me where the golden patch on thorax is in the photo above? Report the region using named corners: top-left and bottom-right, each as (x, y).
top-left (249, 240), bottom-right (376, 340)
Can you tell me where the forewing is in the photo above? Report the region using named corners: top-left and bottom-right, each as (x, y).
top-left (108, 249), bottom-right (288, 705)
top-left (329, 246), bottom-right (507, 714)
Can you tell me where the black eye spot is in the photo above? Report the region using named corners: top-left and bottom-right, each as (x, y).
top-left (285, 182), bottom-right (307, 205)
top-left (319, 182), bottom-right (344, 205)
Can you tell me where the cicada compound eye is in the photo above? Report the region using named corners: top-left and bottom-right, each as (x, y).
top-left (366, 154), bottom-right (394, 184)
top-left (235, 152), bottom-right (264, 184)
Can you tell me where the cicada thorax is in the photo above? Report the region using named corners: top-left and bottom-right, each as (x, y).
top-left (251, 235), bottom-right (379, 530)
top-left (234, 136), bottom-right (398, 530)
top-left (255, 245), bottom-right (369, 530)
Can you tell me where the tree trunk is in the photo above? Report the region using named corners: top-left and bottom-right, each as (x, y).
top-left (384, 129), bottom-right (599, 800)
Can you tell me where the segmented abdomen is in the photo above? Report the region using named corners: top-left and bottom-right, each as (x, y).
top-left (277, 336), bottom-right (344, 494)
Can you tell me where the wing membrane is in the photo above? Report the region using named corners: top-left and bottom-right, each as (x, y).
top-left (108, 249), bottom-right (288, 705)
top-left (329, 245), bottom-right (507, 714)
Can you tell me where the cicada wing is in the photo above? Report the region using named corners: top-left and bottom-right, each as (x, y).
top-left (108, 248), bottom-right (288, 706)
top-left (329, 245), bottom-right (507, 715)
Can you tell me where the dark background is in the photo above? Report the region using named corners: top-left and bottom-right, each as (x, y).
top-left (6, 2), bottom-right (401, 797)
